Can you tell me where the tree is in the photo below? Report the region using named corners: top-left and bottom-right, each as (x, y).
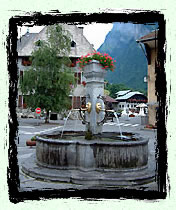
top-left (136, 88), bottom-right (147, 96)
top-left (104, 89), bottom-right (110, 96)
top-left (106, 83), bottom-right (131, 98)
top-left (20, 25), bottom-right (75, 123)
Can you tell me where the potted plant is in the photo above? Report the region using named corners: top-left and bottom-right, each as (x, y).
top-left (26, 135), bottom-right (38, 146)
top-left (145, 124), bottom-right (157, 129)
top-left (76, 51), bottom-right (116, 71)
top-left (129, 113), bottom-right (135, 117)
top-left (82, 81), bottom-right (86, 87)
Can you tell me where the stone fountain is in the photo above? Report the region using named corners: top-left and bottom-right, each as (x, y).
top-left (22, 60), bottom-right (155, 188)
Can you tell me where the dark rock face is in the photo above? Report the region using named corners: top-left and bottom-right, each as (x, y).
top-left (98, 22), bottom-right (158, 90)
top-left (36, 135), bottom-right (148, 171)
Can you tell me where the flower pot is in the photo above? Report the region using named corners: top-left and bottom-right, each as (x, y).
top-left (129, 114), bottom-right (135, 117)
top-left (26, 140), bottom-right (36, 146)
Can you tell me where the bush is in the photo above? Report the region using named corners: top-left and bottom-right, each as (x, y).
top-left (31, 135), bottom-right (39, 141)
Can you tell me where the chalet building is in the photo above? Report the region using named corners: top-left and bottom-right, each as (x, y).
top-left (17, 24), bottom-right (94, 110)
top-left (137, 30), bottom-right (158, 126)
top-left (105, 95), bottom-right (119, 111)
top-left (115, 90), bottom-right (147, 111)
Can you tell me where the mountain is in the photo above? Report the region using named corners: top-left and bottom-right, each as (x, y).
top-left (98, 22), bottom-right (157, 91)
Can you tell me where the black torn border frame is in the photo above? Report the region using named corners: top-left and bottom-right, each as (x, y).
top-left (7, 11), bottom-right (167, 203)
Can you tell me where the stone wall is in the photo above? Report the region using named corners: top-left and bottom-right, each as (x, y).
top-left (36, 136), bottom-right (149, 171)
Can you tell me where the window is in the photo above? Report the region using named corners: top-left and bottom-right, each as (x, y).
top-left (20, 70), bottom-right (23, 82)
top-left (70, 58), bottom-right (77, 67)
top-left (22, 57), bottom-right (32, 66)
top-left (18, 95), bottom-right (22, 107)
top-left (71, 41), bottom-right (76, 47)
top-left (73, 96), bottom-right (81, 109)
top-left (35, 40), bottom-right (42, 47)
top-left (23, 97), bottom-right (27, 109)
top-left (74, 72), bottom-right (81, 84)
top-left (81, 97), bottom-right (86, 108)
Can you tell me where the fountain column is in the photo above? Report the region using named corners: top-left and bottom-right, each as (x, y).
top-left (83, 60), bottom-right (106, 135)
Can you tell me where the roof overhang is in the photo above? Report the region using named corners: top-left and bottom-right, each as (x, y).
top-left (136, 30), bottom-right (158, 49)
top-left (137, 39), bottom-right (158, 49)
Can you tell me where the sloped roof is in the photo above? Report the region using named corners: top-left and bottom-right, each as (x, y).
top-left (105, 95), bottom-right (118, 103)
top-left (136, 29), bottom-right (158, 50)
top-left (137, 30), bottom-right (158, 42)
top-left (17, 33), bottom-right (36, 53)
top-left (17, 27), bottom-right (48, 56)
top-left (116, 90), bottom-right (131, 96)
top-left (17, 24), bottom-right (95, 57)
top-left (116, 91), bottom-right (143, 100)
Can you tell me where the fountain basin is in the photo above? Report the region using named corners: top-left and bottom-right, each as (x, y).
top-left (36, 132), bottom-right (149, 172)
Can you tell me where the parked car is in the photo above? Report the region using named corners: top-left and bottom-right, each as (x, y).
top-left (17, 113), bottom-right (23, 118)
top-left (28, 114), bottom-right (35, 118)
top-left (21, 113), bottom-right (28, 118)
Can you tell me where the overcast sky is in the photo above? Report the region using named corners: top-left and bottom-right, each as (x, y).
top-left (18, 23), bottom-right (113, 50)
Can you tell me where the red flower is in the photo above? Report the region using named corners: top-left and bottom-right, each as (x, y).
top-left (82, 81), bottom-right (86, 86)
top-left (78, 52), bottom-right (115, 72)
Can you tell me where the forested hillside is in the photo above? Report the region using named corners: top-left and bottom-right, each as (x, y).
top-left (98, 22), bottom-right (157, 91)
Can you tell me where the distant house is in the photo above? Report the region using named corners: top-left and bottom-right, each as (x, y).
top-left (115, 90), bottom-right (147, 110)
top-left (105, 95), bottom-right (118, 111)
top-left (137, 30), bottom-right (158, 126)
top-left (17, 24), bottom-right (94, 110)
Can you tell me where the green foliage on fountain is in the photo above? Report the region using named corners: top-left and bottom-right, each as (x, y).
top-left (85, 130), bottom-right (93, 140)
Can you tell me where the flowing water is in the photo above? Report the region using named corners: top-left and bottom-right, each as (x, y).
top-left (114, 112), bottom-right (123, 139)
top-left (61, 110), bottom-right (72, 138)
top-left (74, 111), bottom-right (79, 131)
top-left (61, 110), bottom-right (128, 140)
